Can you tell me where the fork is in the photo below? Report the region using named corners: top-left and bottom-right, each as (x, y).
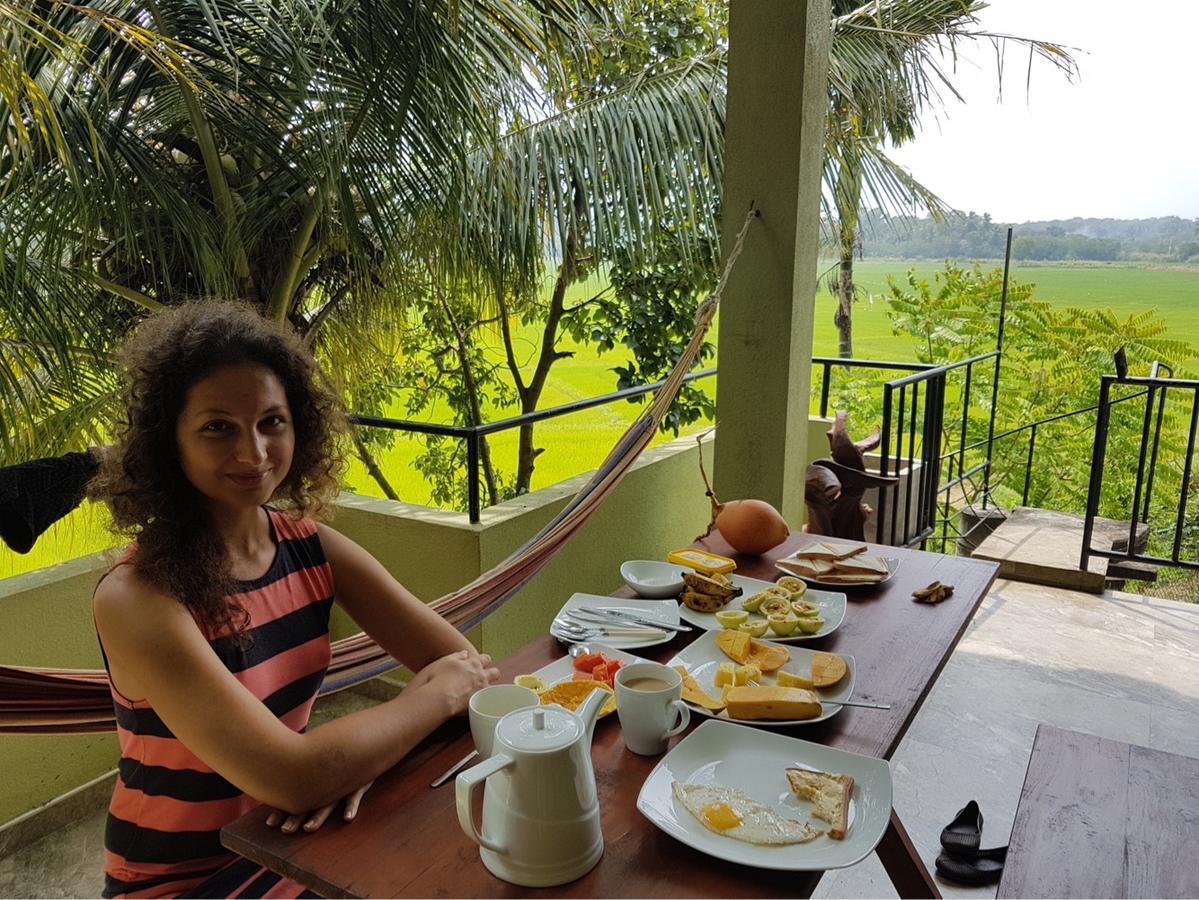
top-left (553, 618), bottom-right (667, 641)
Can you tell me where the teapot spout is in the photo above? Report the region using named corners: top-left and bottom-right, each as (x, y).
top-left (577, 685), bottom-right (608, 742)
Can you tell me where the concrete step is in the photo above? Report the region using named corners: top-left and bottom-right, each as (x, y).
top-left (1107, 559), bottom-right (1159, 583)
top-left (970, 506), bottom-right (1131, 594)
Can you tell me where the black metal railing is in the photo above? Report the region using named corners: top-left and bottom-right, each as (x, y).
top-left (349, 368), bottom-right (717, 524)
top-left (811, 351), bottom-right (1000, 547)
top-left (1081, 365), bottom-right (1199, 573)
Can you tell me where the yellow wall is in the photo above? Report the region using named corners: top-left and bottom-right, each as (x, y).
top-left (0, 555), bottom-right (120, 825)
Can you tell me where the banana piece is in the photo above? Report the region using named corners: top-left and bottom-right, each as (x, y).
top-left (681, 588), bottom-right (732, 613)
top-left (682, 571), bottom-right (741, 600)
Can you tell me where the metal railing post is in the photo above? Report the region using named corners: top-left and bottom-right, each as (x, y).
top-left (1080, 377), bottom-right (1113, 572)
top-left (1022, 424), bottom-right (1037, 507)
top-left (1173, 389), bottom-right (1199, 562)
top-left (877, 387), bottom-right (893, 544)
top-left (466, 430), bottom-right (481, 524)
top-left (819, 361), bottom-right (832, 418)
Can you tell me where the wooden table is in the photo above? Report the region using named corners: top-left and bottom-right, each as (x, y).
top-left (224, 531), bottom-right (998, 898)
top-left (998, 724), bottom-right (1199, 899)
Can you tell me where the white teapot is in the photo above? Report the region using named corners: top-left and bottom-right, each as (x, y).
top-left (456, 687), bottom-right (607, 887)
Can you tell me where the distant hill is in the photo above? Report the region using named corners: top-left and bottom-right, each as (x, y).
top-left (852, 211), bottom-right (1199, 263)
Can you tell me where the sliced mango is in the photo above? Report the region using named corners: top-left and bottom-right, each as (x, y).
top-left (746, 638), bottom-right (790, 672)
top-left (776, 669), bottom-right (816, 690)
top-left (811, 652), bottom-right (848, 687)
top-left (715, 629), bottom-right (751, 664)
top-left (673, 665), bottom-right (726, 711)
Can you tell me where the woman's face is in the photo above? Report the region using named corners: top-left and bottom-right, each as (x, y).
top-left (175, 362), bottom-right (295, 513)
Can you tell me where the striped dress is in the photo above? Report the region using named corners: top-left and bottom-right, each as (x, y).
top-left (98, 509), bottom-right (333, 898)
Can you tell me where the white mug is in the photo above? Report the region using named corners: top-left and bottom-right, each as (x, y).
top-left (614, 662), bottom-right (690, 755)
top-left (469, 684), bottom-right (540, 758)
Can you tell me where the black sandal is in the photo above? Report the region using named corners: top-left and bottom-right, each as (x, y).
top-left (940, 800), bottom-right (983, 854)
top-left (935, 846), bottom-right (1008, 886)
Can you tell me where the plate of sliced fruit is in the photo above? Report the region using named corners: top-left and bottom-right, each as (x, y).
top-left (677, 572), bottom-right (846, 642)
top-left (512, 644), bottom-right (640, 719)
top-left (667, 630), bottom-right (856, 728)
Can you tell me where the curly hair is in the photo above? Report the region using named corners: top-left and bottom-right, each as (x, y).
top-left (89, 302), bottom-right (346, 638)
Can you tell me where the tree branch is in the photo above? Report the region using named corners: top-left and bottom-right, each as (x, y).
top-left (93, 276), bottom-right (165, 313)
top-left (269, 197), bottom-right (321, 321)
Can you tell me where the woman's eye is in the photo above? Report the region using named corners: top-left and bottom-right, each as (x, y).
top-left (262, 415), bottom-right (287, 428)
top-left (202, 420), bottom-right (231, 433)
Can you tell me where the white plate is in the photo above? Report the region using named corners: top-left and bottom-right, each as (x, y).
top-left (636, 719), bottom-right (892, 871)
top-left (529, 643), bottom-right (641, 686)
top-left (667, 631), bottom-right (856, 727)
top-left (676, 574), bottom-right (847, 642)
top-left (550, 593), bottom-right (682, 650)
top-left (775, 555), bottom-right (900, 589)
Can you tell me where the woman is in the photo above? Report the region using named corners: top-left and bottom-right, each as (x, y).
top-left (89, 303), bottom-right (499, 898)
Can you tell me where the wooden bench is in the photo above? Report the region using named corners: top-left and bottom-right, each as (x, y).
top-left (998, 724), bottom-right (1199, 898)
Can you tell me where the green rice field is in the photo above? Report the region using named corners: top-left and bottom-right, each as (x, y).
top-left (5, 261), bottom-right (1197, 578)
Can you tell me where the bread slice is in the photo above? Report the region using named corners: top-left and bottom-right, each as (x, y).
top-left (786, 769), bottom-right (854, 839)
top-left (778, 557), bottom-right (836, 577)
top-left (832, 554), bottom-right (889, 575)
top-left (820, 572), bottom-right (887, 584)
top-left (797, 542), bottom-right (867, 561)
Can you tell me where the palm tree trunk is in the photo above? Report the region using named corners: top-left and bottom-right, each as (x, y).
top-left (834, 243), bottom-right (855, 358)
top-left (832, 143), bottom-right (862, 360)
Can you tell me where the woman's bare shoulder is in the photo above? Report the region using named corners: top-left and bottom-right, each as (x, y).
top-left (94, 564), bottom-right (195, 644)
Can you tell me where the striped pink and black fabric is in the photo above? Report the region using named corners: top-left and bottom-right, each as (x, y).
top-left (98, 509), bottom-right (331, 898)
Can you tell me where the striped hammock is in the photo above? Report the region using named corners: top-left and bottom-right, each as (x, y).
top-left (0, 212), bottom-right (758, 735)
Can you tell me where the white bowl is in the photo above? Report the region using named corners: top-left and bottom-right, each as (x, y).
top-left (620, 560), bottom-right (687, 598)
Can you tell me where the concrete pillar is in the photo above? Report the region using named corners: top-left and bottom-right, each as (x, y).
top-left (714, 0), bottom-right (831, 525)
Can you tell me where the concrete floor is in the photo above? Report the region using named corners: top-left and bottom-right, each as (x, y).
top-left (3, 579), bottom-right (1198, 899)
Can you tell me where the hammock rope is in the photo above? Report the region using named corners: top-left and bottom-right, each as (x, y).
top-left (0, 209), bottom-right (760, 735)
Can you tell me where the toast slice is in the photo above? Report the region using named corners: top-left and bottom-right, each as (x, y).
top-left (833, 554), bottom-right (888, 574)
top-left (785, 768), bottom-right (854, 839)
top-left (778, 557), bottom-right (836, 577)
top-left (821, 571), bottom-right (887, 584)
top-left (795, 541), bottom-right (867, 561)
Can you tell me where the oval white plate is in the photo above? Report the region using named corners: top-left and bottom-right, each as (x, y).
top-left (636, 719), bottom-right (892, 871)
top-left (667, 631), bottom-right (856, 728)
top-left (676, 574), bottom-right (847, 642)
top-left (775, 555), bottom-right (900, 589)
top-left (550, 593), bottom-right (682, 650)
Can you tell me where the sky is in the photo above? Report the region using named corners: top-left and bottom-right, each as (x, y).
top-left (886, 1), bottom-right (1199, 222)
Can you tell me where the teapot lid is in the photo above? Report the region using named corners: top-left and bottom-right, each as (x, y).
top-left (495, 705), bottom-right (583, 753)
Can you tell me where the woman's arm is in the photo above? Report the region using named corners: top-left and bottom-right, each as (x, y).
top-left (316, 523), bottom-right (475, 670)
top-left (94, 569), bottom-right (497, 816)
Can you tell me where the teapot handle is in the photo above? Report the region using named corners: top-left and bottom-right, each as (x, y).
top-left (455, 752), bottom-right (513, 854)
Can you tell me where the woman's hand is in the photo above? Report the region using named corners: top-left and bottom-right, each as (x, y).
top-left (407, 649), bottom-right (500, 717)
top-left (266, 780), bottom-right (374, 834)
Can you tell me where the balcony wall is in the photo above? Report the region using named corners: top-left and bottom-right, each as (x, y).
top-left (0, 421), bottom-right (848, 827)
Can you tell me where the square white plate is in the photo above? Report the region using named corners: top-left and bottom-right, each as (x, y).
top-left (776, 555), bottom-right (900, 589)
top-left (667, 631), bottom-right (856, 727)
top-left (550, 593), bottom-right (682, 650)
top-left (676, 574), bottom-right (847, 642)
top-left (637, 719), bottom-right (892, 871)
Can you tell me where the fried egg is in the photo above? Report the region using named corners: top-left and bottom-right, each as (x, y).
top-left (672, 781), bottom-right (822, 845)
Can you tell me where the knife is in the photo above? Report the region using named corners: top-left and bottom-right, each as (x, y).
top-left (575, 607), bottom-right (692, 633)
top-left (430, 750), bottom-right (478, 788)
